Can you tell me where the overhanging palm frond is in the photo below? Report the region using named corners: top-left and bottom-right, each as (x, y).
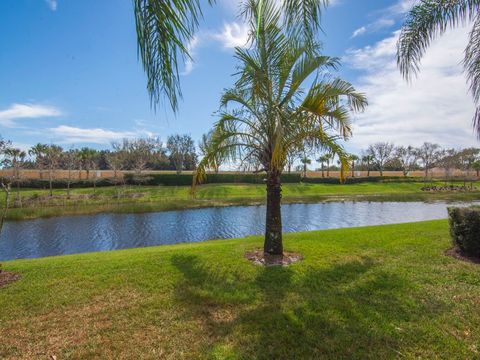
top-left (397, 0), bottom-right (479, 80)
top-left (397, 0), bottom-right (480, 137)
top-left (133, 0), bottom-right (215, 112)
top-left (465, 15), bottom-right (480, 135)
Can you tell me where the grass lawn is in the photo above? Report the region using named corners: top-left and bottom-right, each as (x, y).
top-left (5, 180), bottom-right (480, 220)
top-left (1, 220), bottom-right (480, 359)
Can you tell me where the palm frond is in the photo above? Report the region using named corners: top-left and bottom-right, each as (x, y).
top-left (397, 0), bottom-right (480, 80)
top-left (133, 0), bottom-right (215, 111)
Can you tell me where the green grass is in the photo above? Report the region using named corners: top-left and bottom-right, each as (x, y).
top-left (5, 180), bottom-right (480, 220)
top-left (1, 220), bottom-right (480, 359)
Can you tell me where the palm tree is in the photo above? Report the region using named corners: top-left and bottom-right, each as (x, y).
top-left (349, 154), bottom-right (359, 178)
top-left (397, 0), bottom-right (480, 137)
top-left (29, 143), bottom-right (48, 180)
top-left (317, 154), bottom-right (330, 178)
top-left (44, 145), bottom-right (63, 197)
top-left (193, 0), bottom-right (367, 256)
top-left (362, 154), bottom-right (374, 177)
top-left (133, 0), bottom-right (330, 112)
top-left (325, 153), bottom-right (334, 177)
top-left (300, 156), bottom-right (312, 178)
top-left (4, 148), bottom-right (26, 207)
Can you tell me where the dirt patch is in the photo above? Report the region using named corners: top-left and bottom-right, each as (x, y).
top-left (245, 249), bottom-right (303, 266)
top-left (445, 247), bottom-right (480, 265)
top-left (0, 271), bottom-right (21, 288)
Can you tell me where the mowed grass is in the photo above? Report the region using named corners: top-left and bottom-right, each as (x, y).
top-left (6, 180), bottom-right (480, 220)
top-left (1, 220), bottom-right (480, 359)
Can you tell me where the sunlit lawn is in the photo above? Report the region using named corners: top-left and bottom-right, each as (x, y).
top-left (1, 220), bottom-right (479, 359)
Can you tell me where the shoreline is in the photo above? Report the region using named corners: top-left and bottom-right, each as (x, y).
top-left (5, 190), bottom-right (480, 222)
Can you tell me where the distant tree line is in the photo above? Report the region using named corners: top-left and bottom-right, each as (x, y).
top-left (288, 142), bottom-right (480, 179)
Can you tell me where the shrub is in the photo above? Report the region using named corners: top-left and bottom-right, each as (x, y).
top-left (125, 173), bottom-right (303, 186)
top-left (448, 206), bottom-right (480, 257)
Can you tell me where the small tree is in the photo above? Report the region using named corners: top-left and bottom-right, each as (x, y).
top-left (63, 149), bottom-right (80, 199)
top-left (285, 147), bottom-right (301, 174)
top-left (368, 142), bottom-right (394, 177)
top-left (167, 134), bottom-right (196, 174)
top-left (3, 148), bottom-right (26, 207)
top-left (300, 156), bottom-right (311, 178)
top-left (79, 147), bottom-right (97, 180)
top-left (44, 145), bottom-right (63, 197)
top-left (438, 149), bottom-right (460, 185)
top-left (349, 154), bottom-right (359, 178)
top-left (415, 142), bottom-right (442, 178)
top-left (394, 145), bottom-right (417, 177)
top-left (29, 143), bottom-right (48, 180)
top-left (458, 148), bottom-right (480, 188)
top-left (107, 144), bottom-right (128, 199)
top-left (361, 153), bottom-right (374, 177)
top-left (317, 154), bottom-right (330, 178)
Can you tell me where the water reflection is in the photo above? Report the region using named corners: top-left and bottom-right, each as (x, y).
top-left (0, 201), bottom-right (474, 261)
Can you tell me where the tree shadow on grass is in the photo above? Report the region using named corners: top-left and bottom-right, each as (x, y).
top-left (170, 254), bottom-right (446, 359)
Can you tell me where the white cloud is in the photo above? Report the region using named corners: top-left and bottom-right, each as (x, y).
top-left (181, 36), bottom-right (200, 76)
top-left (351, 0), bottom-right (417, 38)
top-left (213, 22), bottom-right (251, 49)
top-left (180, 22), bottom-right (250, 75)
top-left (0, 103), bottom-right (62, 128)
top-left (45, 0), bottom-right (57, 11)
top-left (352, 26), bottom-right (367, 38)
top-left (48, 125), bottom-right (152, 144)
top-left (345, 25), bottom-right (478, 150)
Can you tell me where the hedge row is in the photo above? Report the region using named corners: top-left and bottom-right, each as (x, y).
top-left (302, 176), bottom-right (418, 184)
top-left (124, 173), bottom-right (303, 186)
top-left (1, 178), bottom-right (115, 189)
top-left (4, 173), bottom-right (422, 188)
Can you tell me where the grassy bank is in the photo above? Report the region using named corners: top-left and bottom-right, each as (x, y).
top-left (4, 180), bottom-right (480, 221)
top-left (1, 220), bottom-right (480, 358)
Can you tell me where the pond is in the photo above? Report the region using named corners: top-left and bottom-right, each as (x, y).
top-left (0, 201), bottom-right (474, 261)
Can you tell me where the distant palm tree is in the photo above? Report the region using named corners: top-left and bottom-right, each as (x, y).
top-left (133, 0), bottom-right (330, 112)
top-left (4, 148), bottom-right (26, 207)
top-left (317, 154), bottom-right (330, 178)
top-left (29, 143), bottom-right (48, 180)
top-left (300, 156), bottom-right (312, 178)
top-left (194, 0), bottom-right (367, 256)
top-left (397, 0), bottom-right (480, 137)
top-left (349, 154), bottom-right (359, 178)
top-left (361, 154), bottom-right (374, 177)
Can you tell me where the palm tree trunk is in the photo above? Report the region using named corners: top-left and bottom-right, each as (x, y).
top-left (321, 163), bottom-right (324, 178)
top-left (49, 168), bottom-right (53, 197)
top-left (264, 170), bottom-right (283, 256)
top-left (327, 160), bottom-right (330, 177)
top-left (16, 180), bottom-right (22, 208)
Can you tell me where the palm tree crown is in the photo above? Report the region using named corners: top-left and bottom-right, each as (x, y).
top-left (397, 0), bottom-right (480, 137)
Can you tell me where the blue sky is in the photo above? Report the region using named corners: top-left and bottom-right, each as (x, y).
top-left (0, 0), bottom-right (478, 157)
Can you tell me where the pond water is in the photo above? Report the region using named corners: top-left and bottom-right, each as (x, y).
top-left (0, 201), bottom-right (474, 261)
